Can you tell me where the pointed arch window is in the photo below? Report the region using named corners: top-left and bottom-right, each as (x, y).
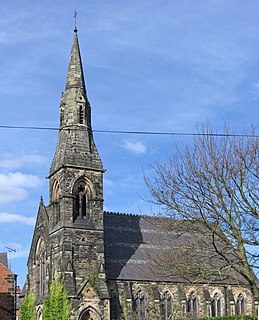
top-left (52, 181), bottom-right (61, 225)
top-left (211, 293), bottom-right (221, 317)
top-left (236, 293), bottom-right (245, 315)
top-left (73, 181), bottom-right (89, 222)
top-left (161, 291), bottom-right (172, 320)
top-left (36, 238), bottom-right (47, 297)
top-left (134, 290), bottom-right (147, 319)
top-left (187, 292), bottom-right (198, 317)
top-left (110, 289), bottom-right (119, 320)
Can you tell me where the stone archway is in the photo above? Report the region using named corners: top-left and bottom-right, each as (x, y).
top-left (79, 308), bottom-right (100, 320)
top-left (81, 312), bottom-right (92, 320)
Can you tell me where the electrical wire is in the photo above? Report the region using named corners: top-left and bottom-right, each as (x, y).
top-left (0, 125), bottom-right (258, 138)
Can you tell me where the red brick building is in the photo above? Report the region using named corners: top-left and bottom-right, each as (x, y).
top-left (0, 253), bottom-right (16, 320)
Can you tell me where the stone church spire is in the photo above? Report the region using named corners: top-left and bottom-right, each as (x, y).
top-left (65, 29), bottom-right (86, 92)
top-left (27, 25), bottom-right (109, 318)
top-left (50, 29), bottom-right (103, 175)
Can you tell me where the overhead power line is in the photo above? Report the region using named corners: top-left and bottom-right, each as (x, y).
top-left (0, 125), bottom-right (58, 131)
top-left (93, 129), bottom-right (259, 138)
top-left (0, 124), bottom-right (258, 138)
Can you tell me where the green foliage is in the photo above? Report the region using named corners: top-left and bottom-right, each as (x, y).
top-left (43, 279), bottom-right (72, 320)
top-left (20, 292), bottom-right (37, 320)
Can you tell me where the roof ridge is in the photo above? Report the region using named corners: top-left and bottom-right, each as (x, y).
top-left (103, 210), bottom-right (168, 220)
top-left (104, 211), bottom-right (141, 217)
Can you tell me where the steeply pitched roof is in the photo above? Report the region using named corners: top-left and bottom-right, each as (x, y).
top-left (103, 212), bottom-right (193, 282)
top-left (49, 29), bottom-right (102, 175)
top-left (103, 212), bottom-right (248, 285)
top-left (65, 30), bottom-right (86, 92)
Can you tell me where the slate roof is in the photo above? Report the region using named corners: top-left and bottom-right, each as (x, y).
top-left (103, 212), bottom-right (247, 285)
top-left (103, 212), bottom-right (200, 282)
top-left (0, 253), bottom-right (8, 268)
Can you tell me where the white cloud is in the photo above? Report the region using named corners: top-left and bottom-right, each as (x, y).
top-left (0, 172), bottom-right (41, 188)
top-left (123, 140), bottom-right (147, 155)
top-left (0, 154), bottom-right (47, 170)
top-left (0, 212), bottom-right (35, 226)
top-left (12, 248), bottom-right (30, 259)
top-left (0, 172), bottom-right (41, 204)
top-left (104, 178), bottom-right (114, 187)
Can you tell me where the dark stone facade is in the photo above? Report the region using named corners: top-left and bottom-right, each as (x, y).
top-left (26, 30), bottom-right (256, 320)
top-left (27, 30), bottom-right (109, 320)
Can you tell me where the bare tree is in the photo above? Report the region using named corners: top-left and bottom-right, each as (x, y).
top-left (146, 125), bottom-right (259, 298)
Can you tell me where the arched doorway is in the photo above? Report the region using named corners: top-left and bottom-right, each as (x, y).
top-left (79, 307), bottom-right (100, 320)
top-left (81, 312), bottom-right (92, 320)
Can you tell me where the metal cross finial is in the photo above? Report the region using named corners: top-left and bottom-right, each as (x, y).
top-left (74, 9), bottom-right (78, 32)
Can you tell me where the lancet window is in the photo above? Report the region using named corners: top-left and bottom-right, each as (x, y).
top-left (187, 292), bottom-right (198, 317)
top-left (236, 293), bottom-right (245, 315)
top-left (36, 238), bottom-right (47, 297)
top-left (161, 291), bottom-right (172, 320)
top-left (211, 293), bottom-right (221, 317)
top-left (134, 290), bottom-right (147, 319)
top-left (73, 181), bottom-right (89, 222)
top-left (110, 289), bottom-right (119, 320)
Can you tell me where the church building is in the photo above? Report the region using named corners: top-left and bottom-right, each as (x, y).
top-left (26, 27), bottom-right (256, 320)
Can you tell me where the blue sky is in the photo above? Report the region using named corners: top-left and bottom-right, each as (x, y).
top-left (0, 1), bottom-right (258, 286)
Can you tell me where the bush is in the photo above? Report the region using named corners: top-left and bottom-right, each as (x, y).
top-left (43, 279), bottom-right (72, 320)
top-left (20, 292), bottom-right (37, 320)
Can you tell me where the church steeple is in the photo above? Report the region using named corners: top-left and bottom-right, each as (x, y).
top-left (27, 23), bottom-right (108, 317)
top-left (50, 29), bottom-right (102, 175)
top-left (65, 30), bottom-right (86, 92)
top-left (49, 26), bottom-right (103, 228)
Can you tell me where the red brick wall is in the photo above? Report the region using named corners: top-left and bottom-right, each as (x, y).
top-left (0, 263), bottom-right (15, 320)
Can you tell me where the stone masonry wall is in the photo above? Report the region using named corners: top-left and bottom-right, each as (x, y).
top-left (108, 280), bottom-right (254, 320)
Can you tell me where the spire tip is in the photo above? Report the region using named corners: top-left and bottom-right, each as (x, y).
top-left (74, 9), bottom-right (78, 33)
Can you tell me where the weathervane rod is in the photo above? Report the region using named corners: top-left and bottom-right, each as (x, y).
top-left (74, 9), bottom-right (78, 32)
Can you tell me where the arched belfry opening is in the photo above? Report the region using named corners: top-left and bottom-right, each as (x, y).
top-left (73, 179), bottom-right (92, 222)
